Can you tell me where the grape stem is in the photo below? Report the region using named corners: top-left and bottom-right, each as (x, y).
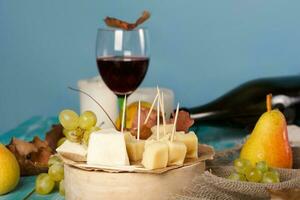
top-left (68, 87), bottom-right (117, 130)
top-left (266, 93), bottom-right (272, 112)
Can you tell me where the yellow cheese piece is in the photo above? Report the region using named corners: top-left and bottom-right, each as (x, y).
top-left (167, 141), bottom-right (187, 166)
top-left (126, 139), bottom-right (145, 162)
top-left (87, 129), bottom-right (130, 166)
top-left (141, 141), bottom-right (168, 170)
top-left (174, 131), bottom-right (198, 159)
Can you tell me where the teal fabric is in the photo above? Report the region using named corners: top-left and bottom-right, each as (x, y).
top-left (0, 116), bottom-right (246, 199)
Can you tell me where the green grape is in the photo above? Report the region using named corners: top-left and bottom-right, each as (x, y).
top-left (59, 180), bottom-right (65, 196)
top-left (228, 172), bottom-right (247, 181)
top-left (59, 109), bottom-right (79, 130)
top-left (64, 128), bottom-right (83, 143)
top-left (57, 137), bottom-right (66, 147)
top-left (79, 111), bottom-right (97, 130)
top-left (234, 158), bottom-right (252, 174)
top-left (48, 155), bottom-right (62, 167)
top-left (256, 161), bottom-right (269, 173)
top-left (245, 168), bottom-right (262, 182)
top-left (48, 163), bottom-right (64, 182)
top-left (269, 168), bottom-right (280, 178)
top-left (262, 171), bottom-right (280, 183)
top-left (35, 173), bottom-right (55, 195)
top-left (82, 126), bottom-right (101, 146)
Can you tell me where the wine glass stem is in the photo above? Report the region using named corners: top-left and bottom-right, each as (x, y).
top-left (118, 95), bottom-right (126, 129)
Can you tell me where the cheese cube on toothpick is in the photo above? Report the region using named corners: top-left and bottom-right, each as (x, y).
top-left (123, 131), bottom-right (135, 144)
top-left (87, 129), bottom-right (130, 166)
top-left (125, 100), bottom-right (145, 162)
top-left (126, 139), bottom-right (145, 162)
top-left (166, 102), bottom-right (187, 166)
top-left (167, 141), bottom-right (187, 166)
top-left (141, 93), bottom-right (169, 169)
top-left (149, 124), bottom-right (173, 140)
top-left (174, 131), bottom-right (198, 159)
top-left (141, 141), bottom-right (168, 169)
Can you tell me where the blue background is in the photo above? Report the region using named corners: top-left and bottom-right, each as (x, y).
top-left (1, 0), bottom-right (300, 133)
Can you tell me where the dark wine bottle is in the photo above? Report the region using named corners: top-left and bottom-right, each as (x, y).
top-left (187, 75), bottom-right (300, 128)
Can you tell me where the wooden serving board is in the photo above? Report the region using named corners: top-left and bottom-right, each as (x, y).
top-left (65, 162), bottom-right (205, 200)
top-left (63, 144), bottom-right (214, 200)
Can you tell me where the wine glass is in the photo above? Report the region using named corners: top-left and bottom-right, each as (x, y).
top-left (96, 28), bottom-right (150, 125)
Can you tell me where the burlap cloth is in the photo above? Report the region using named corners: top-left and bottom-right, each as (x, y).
top-left (169, 146), bottom-right (300, 200)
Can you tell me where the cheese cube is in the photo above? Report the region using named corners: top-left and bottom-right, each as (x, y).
top-left (174, 131), bottom-right (198, 159)
top-left (151, 124), bottom-right (174, 137)
top-left (142, 141), bottom-right (168, 170)
top-left (56, 140), bottom-right (87, 162)
top-left (167, 141), bottom-right (187, 166)
top-left (123, 131), bottom-right (135, 143)
top-left (87, 129), bottom-right (130, 166)
top-left (126, 139), bottom-right (145, 162)
top-left (146, 132), bottom-right (171, 143)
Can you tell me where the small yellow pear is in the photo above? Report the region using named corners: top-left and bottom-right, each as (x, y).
top-left (240, 94), bottom-right (293, 168)
top-left (0, 144), bottom-right (20, 195)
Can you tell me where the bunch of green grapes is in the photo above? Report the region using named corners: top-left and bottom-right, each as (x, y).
top-left (227, 158), bottom-right (280, 183)
top-left (58, 109), bottom-right (100, 147)
top-left (35, 155), bottom-right (65, 195)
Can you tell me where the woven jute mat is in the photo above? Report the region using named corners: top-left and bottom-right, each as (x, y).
top-left (169, 146), bottom-right (300, 200)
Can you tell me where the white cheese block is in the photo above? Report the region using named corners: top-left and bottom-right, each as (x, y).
top-left (174, 131), bottom-right (198, 159)
top-left (87, 129), bottom-right (130, 166)
top-left (167, 141), bottom-right (187, 166)
top-left (56, 140), bottom-right (87, 162)
top-left (141, 141), bottom-right (168, 170)
top-left (126, 139), bottom-right (145, 162)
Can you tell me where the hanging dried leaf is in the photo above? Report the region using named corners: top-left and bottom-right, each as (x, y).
top-left (104, 10), bottom-right (150, 30)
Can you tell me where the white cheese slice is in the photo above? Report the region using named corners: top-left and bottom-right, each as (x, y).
top-left (141, 141), bottom-right (168, 170)
top-left (87, 129), bottom-right (130, 166)
top-left (174, 131), bottom-right (198, 159)
top-left (56, 140), bottom-right (87, 162)
top-left (167, 141), bottom-right (187, 166)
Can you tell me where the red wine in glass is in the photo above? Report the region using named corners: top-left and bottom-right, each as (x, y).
top-left (97, 56), bottom-right (149, 96)
top-left (96, 28), bottom-right (150, 129)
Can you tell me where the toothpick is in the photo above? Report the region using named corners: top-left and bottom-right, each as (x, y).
top-left (156, 86), bottom-right (166, 136)
top-left (171, 103), bottom-right (180, 142)
top-left (160, 92), bottom-right (166, 136)
top-left (156, 96), bottom-right (160, 141)
top-left (144, 93), bottom-right (159, 124)
top-left (137, 100), bottom-right (141, 140)
top-left (121, 95), bottom-right (127, 133)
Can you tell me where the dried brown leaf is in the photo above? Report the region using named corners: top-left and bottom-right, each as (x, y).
top-left (45, 124), bottom-right (64, 151)
top-left (104, 10), bottom-right (150, 30)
